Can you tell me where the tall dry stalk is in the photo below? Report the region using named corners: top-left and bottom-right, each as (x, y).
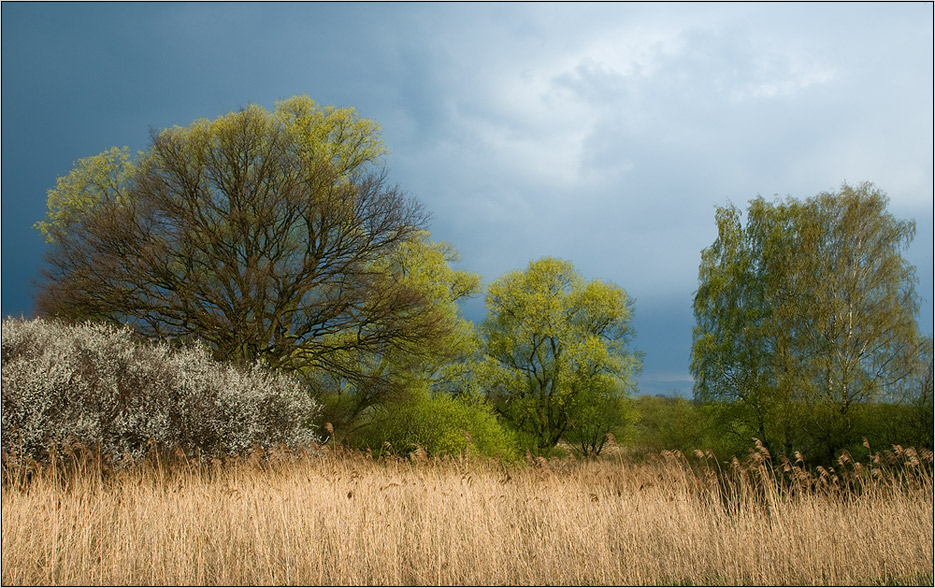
top-left (2, 443), bottom-right (932, 585)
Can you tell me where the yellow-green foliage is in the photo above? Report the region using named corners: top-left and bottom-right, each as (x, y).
top-left (482, 257), bottom-right (641, 452)
top-left (34, 146), bottom-right (137, 243)
top-left (692, 182), bottom-right (925, 463)
top-left (309, 232), bottom-right (483, 438)
top-left (355, 386), bottom-right (519, 460)
top-left (274, 95), bottom-right (386, 175)
top-left (34, 93), bottom-right (440, 391)
top-left (377, 231), bottom-right (482, 361)
top-left (35, 95), bottom-right (385, 243)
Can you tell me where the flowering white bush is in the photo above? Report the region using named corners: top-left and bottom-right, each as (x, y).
top-left (1, 317), bottom-right (319, 463)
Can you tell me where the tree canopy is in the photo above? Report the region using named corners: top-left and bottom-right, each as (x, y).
top-left (35, 96), bottom-right (448, 388)
top-left (480, 257), bottom-right (641, 454)
top-left (691, 182), bottom-right (927, 461)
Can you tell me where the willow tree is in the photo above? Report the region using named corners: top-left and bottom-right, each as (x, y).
top-left (34, 96), bottom-right (445, 389)
top-left (480, 257), bottom-right (641, 454)
top-left (692, 182), bottom-right (925, 461)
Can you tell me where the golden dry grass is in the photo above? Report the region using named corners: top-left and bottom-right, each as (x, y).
top-left (2, 444), bottom-right (932, 586)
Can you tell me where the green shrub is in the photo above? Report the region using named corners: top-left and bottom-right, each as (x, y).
top-left (629, 394), bottom-right (712, 456)
top-left (1, 317), bottom-right (319, 464)
top-left (354, 387), bottom-right (518, 460)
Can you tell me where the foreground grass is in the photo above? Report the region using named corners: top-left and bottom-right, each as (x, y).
top-left (2, 444), bottom-right (932, 586)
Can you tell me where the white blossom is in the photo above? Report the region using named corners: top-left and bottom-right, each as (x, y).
top-left (1, 317), bottom-right (320, 463)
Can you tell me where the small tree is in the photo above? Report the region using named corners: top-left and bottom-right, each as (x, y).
top-left (352, 383), bottom-right (519, 460)
top-left (480, 257), bottom-right (641, 454)
top-left (563, 376), bottom-right (633, 457)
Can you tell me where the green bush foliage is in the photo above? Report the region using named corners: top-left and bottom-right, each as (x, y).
top-left (629, 395), bottom-right (710, 456)
top-left (354, 386), bottom-right (519, 460)
top-left (628, 393), bottom-right (933, 464)
top-left (1, 318), bottom-right (320, 464)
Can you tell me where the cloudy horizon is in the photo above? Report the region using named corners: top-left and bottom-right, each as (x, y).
top-left (2, 2), bottom-right (932, 397)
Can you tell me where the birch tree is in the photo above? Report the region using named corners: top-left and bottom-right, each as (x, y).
top-left (692, 182), bottom-right (925, 461)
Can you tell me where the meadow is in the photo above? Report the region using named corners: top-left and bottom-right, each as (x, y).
top-left (2, 442), bottom-right (932, 586)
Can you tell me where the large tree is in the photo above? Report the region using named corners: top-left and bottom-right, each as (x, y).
top-left (480, 257), bottom-right (641, 454)
top-left (35, 96), bottom-right (445, 386)
top-left (691, 182), bottom-right (925, 461)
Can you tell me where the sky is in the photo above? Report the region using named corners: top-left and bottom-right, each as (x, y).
top-left (2, 2), bottom-right (933, 398)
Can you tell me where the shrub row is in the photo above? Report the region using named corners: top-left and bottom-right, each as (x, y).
top-left (1, 317), bottom-right (319, 464)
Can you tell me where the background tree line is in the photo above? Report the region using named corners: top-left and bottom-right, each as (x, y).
top-left (18, 96), bottom-right (931, 465)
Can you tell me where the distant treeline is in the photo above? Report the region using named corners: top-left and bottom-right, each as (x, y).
top-left (628, 394), bottom-right (932, 463)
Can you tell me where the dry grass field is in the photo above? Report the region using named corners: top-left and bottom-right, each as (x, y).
top-left (2, 442), bottom-right (932, 586)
